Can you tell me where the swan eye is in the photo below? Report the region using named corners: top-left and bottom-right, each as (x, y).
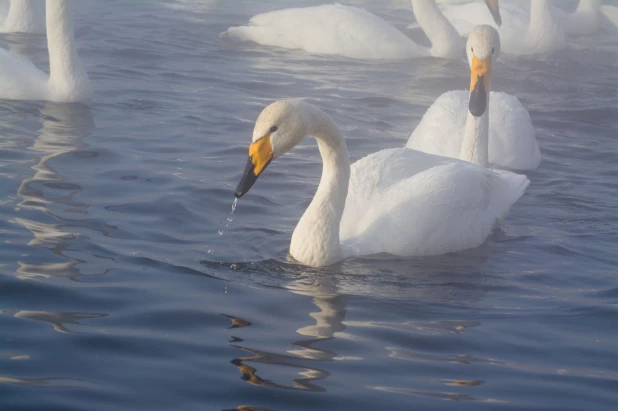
top-left (269, 126), bottom-right (278, 133)
top-left (492, 47), bottom-right (495, 54)
top-left (471, 47), bottom-right (474, 53)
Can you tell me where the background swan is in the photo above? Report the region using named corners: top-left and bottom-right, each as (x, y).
top-left (235, 94), bottom-right (528, 266)
top-left (407, 26), bottom-right (540, 170)
top-left (555, 0), bottom-right (618, 35)
top-left (0, 0), bottom-right (45, 33)
top-left (442, 0), bottom-right (566, 55)
top-left (222, 0), bottom-right (501, 60)
top-left (0, 0), bottom-right (91, 104)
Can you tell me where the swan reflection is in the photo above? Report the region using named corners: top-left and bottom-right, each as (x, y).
top-left (0, 309), bottom-right (107, 334)
top-left (228, 270), bottom-right (348, 392)
top-left (15, 102), bottom-right (97, 281)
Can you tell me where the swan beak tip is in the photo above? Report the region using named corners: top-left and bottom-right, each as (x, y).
top-left (235, 136), bottom-right (274, 197)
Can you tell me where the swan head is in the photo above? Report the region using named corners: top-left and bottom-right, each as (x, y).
top-left (483, 0), bottom-right (502, 26)
top-left (235, 100), bottom-right (308, 198)
top-left (466, 25), bottom-right (500, 117)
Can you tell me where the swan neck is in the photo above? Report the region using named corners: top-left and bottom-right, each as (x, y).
top-left (411, 0), bottom-right (460, 57)
top-left (46, 0), bottom-right (90, 102)
top-left (460, 93), bottom-right (490, 167)
top-left (290, 105), bottom-right (350, 267)
top-left (5, 0), bottom-right (43, 32)
top-left (577, 0), bottom-right (601, 12)
top-left (529, 0), bottom-right (553, 29)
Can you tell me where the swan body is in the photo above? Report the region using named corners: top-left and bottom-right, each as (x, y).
top-left (224, 4), bottom-right (425, 60)
top-left (0, 0), bottom-right (91, 104)
top-left (407, 91), bottom-right (540, 170)
top-left (1, 0), bottom-right (45, 34)
top-left (223, 1), bottom-right (501, 60)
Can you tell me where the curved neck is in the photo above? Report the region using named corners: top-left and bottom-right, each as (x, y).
top-left (46, 0), bottom-right (90, 101)
top-left (4, 0), bottom-right (44, 32)
top-left (290, 104), bottom-right (350, 267)
top-left (460, 91), bottom-right (490, 168)
top-left (527, 0), bottom-right (564, 53)
top-left (411, 0), bottom-right (461, 58)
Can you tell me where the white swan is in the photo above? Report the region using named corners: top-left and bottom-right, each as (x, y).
top-left (0, 0), bottom-right (45, 34)
top-left (443, 0), bottom-right (566, 55)
top-left (222, 0), bottom-right (501, 60)
top-left (555, 0), bottom-right (618, 35)
top-left (0, 0), bottom-right (91, 104)
top-left (407, 27), bottom-right (540, 170)
top-left (234, 27), bottom-right (529, 267)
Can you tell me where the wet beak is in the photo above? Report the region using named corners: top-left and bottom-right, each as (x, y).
top-left (235, 135), bottom-right (273, 198)
top-left (484, 0), bottom-right (502, 26)
top-left (469, 55), bottom-right (492, 117)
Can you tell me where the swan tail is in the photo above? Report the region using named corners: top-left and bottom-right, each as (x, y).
top-left (489, 170), bottom-right (530, 222)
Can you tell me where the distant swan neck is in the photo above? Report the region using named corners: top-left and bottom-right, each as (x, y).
top-left (460, 93), bottom-right (490, 168)
top-left (577, 0), bottom-right (602, 12)
top-left (46, 0), bottom-right (90, 102)
top-left (4, 0), bottom-right (43, 32)
top-left (411, 0), bottom-right (461, 58)
top-left (290, 104), bottom-right (350, 267)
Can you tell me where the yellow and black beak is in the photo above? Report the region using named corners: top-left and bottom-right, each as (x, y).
top-left (484, 0), bottom-right (502, 26)
top-left (235, 135), bottom-right (273, 198)
top-left (469, 55), bottom-right (492, 117)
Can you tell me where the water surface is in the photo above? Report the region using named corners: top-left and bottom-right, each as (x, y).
top-left (0, 1), bottom-right (617, 410)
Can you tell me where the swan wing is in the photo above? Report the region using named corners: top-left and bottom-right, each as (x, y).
top-left (223, 4), bottom-right (424, 60)
top-left (407, 90), bottom-right (540, 170)
top-left (0, 48), bottom-right (47, 101)
top-left (340, 148), bottom-right (529, 257)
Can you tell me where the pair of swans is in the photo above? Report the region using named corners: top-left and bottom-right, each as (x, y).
top-left (0, 0), bottom-right (91, 104)
top-left (0, 0), bottom-right (44, 33)
top-left (235, 26), bottom-right (530, 268)
top-left (224, 0), bottom-right (502, 60)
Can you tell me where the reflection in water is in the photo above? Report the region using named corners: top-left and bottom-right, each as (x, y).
top-left (15, 102), bottom-right (96, 281)
top-left (0, 375), bottom-right (93, 388)
top-left (0, 309), bottom-right (107, 334)
top-left (228, 271), bottom-right (347, 392)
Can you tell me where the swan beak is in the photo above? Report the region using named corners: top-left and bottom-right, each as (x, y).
top-left (469, 55), bottom-right (492, 117)
top-left (235, 135), bottom-right (273, 198)
top-left (484, 0), bottom-right (502, 26)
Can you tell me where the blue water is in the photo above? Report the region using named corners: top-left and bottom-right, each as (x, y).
top-left (1, 1), bottom-right (617, 410)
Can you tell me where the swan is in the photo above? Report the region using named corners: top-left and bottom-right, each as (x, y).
top-left (234, 26), bottom-right (529, 268)
top-left (222, 0), bottom-right (502, 60)
top-left (407, 27), bottom-right (540, 170)
top-left (0, 0), bottom-right (91, 104)
top-left (555, 0), bottom-right (618, 35)
top-left (442, 0), bottom-right (566, 55)
top-left (0, 0), bottom-right (45, 33)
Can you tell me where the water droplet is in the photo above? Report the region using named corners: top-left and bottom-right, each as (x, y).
top-left (217, 198), bottom-right (240, 237)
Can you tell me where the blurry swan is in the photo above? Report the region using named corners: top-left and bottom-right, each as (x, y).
top-left (222, 0), bottom-right (502, 60)
top-left (0, 0), bottom-right (45, 33)
top-left (233, 28), bottom-right (528, 267)
top-left (442, 0), bottom-right (566, 55)
top-left (555, 0), bottom-right (618, 36)
top-left (0, 0), bottom-right (91, 104)
top-left (407, 26), bottom-right (540, 170)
